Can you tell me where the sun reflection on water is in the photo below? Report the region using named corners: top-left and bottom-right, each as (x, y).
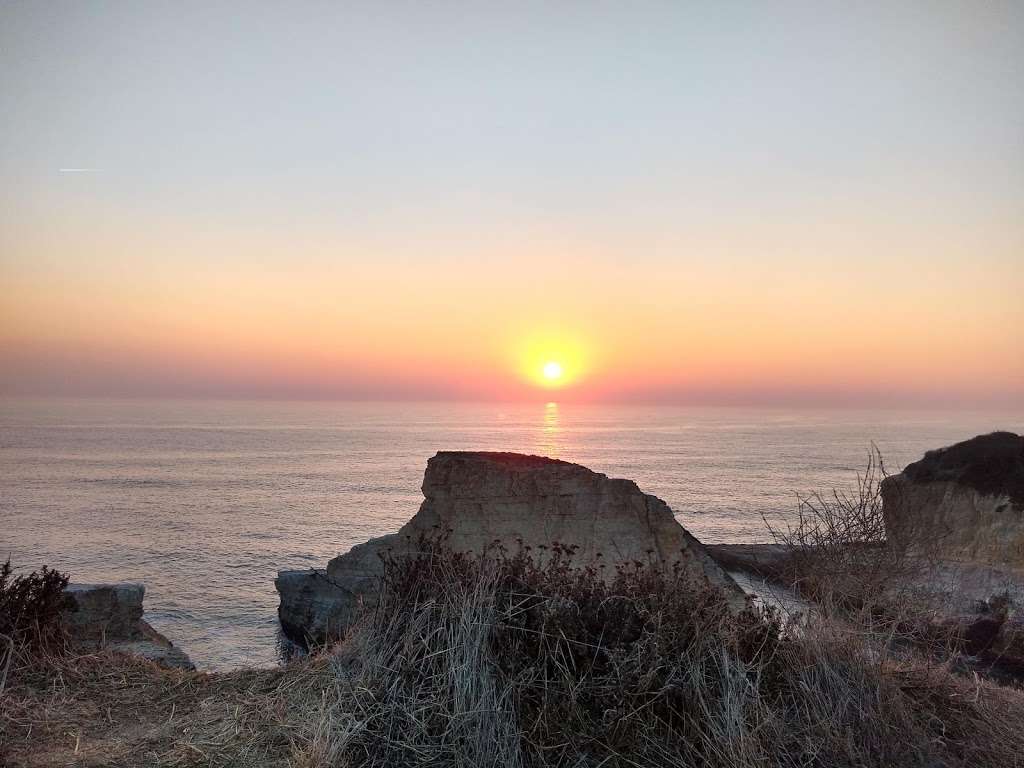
top-left (536, 401), bottom-right (562, 458)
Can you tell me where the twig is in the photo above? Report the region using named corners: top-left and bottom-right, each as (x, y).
top-left (0, 631), bottom-right (14, 696)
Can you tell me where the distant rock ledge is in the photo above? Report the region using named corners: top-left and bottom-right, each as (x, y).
top-left (277, 451), bottom-right (745, 646)
top-left (882, 431), bottom-right (1024, 567)
top-left (62, 583), bottom-right (193, 670)
top-left (709, 432), bottom-right (1024, 677)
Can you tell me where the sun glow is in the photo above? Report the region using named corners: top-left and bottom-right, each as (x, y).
top-left (542, 361), bottom-right (563, 381)
top-left (513, 330), bottom-right (591, 391)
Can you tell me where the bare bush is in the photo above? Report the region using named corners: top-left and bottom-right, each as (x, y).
top-left (765, 447), bottom-right (943, 615)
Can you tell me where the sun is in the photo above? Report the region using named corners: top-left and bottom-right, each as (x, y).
top-left (512, 330), bottom-right (588, 390)
top-left (542, 361), bottom-right (563, 381)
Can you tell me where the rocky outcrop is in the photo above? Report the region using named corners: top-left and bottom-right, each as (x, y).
top-left (62, 583), bottom-right (193, 669)
top-left (278, 451), bottom-right (744, 646)
top-left (704, 543), bottom-right (797, 582)
top-left (275, 567), bottom-right (368, 645)
top-left (882, 432), bottom-right (1024, 567)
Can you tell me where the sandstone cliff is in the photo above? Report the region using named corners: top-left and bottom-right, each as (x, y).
top-left (882, 432), bottom-right (1024, 567)
top-left (277, 451), bottom-right (743, 645)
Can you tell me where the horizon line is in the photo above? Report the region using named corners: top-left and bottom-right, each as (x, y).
top-left (0, 392), bottom-right (1021, 413)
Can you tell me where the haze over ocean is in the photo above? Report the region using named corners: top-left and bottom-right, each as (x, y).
top-left (2, 398), bottom-right (1019, 670)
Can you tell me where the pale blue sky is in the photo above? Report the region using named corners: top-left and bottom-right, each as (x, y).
top-left (4, 2), bottom-right (1021, 235)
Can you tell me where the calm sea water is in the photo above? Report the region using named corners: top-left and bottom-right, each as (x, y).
top-left (2, 399), bottom-right (1021, 670)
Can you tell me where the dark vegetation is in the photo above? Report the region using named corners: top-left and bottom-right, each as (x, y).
top-left (0, 558), bottom-right (69, 651)
top-left (0, 558), bottom-right (69, 702)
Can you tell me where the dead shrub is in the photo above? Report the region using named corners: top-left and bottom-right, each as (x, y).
top-left (766, 447), bottom-right (947, 616)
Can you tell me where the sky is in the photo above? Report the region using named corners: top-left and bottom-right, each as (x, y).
top-left (1, 1), bottom-right (1022, 405)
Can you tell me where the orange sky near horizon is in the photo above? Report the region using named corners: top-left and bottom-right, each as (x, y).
top-left (1, 2), bottom-right (1022, 406)
top-left (2, 200), bottom-right (1021, 405)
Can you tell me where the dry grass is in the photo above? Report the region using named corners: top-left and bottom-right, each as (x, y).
top-left (5, 534), bottom-right (1024, 767)
top-left (298, 538), bottom-right (1024, 768)
top-left (0, 644), bottom-right (333, 767)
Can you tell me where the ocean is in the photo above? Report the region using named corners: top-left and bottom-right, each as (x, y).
top-left (2, 398), bottom-right (1020, 670)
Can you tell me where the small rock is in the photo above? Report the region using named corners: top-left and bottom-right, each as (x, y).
top-left (62, 583), bottom-right (193, 670)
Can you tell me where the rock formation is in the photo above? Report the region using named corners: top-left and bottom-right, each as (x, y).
top-left (704, 543), bottom-right (796, 582)
top-left (278, 451), bottom-right (744, 645)
top-left (701, 434), bottom-right (1024, 680)
top-left (63, 583), bottom-right (193, 669)
top-left (881, 432), bottom-right (1024, 567)
top-left (852, 432), bottom-right (1024, 675)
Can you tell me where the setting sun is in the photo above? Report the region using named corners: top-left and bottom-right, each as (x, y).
top-left (542, 361), bottom-right (563, 381)
top-left (511, 330), bottom-right (592, 391)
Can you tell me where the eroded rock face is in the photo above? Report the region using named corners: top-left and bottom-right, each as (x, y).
top-left (277, 451), bottom-right (743, 646)
top-left (882, 432), bottom-right (1024, 567)
top-left (63, 583), bottom-right (193, 669)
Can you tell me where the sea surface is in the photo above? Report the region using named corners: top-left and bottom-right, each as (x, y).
top-left (2, 399), bottom-right (1021, 670)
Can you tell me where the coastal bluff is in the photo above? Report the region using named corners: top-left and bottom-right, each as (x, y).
top-left (277, 451), bottom-right (743, 645)
top-left (882, 431), bottom-right (1024, 567)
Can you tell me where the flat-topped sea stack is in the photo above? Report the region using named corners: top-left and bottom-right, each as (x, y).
top-left (62, 583), bottom-right (194, 669)
top-left (277, 451), bottom-right (744, 645)
top-left (882, 432), bottom-right (1024, 567)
